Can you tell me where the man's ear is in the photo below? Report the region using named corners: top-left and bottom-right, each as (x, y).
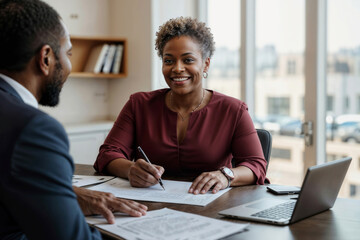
top-left (38, 45), bottom-right (54, 76)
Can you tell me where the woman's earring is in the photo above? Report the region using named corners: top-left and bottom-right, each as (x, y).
top-left (203, 72), bottom-right (208, 79)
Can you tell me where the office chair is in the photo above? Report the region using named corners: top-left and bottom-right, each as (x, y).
top-left (256, 128), bottom-right (272, 172)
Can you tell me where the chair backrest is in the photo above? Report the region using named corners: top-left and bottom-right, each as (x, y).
top-left (231, 129), bottom-right (272, 172)
top-left (256, 128), bottom-right (272, 171)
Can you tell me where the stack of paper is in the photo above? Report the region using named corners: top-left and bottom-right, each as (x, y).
top-left (88, 178), bottom-right (231, 206)
top-left (86, 208), bottom-right (249, 240)
top-left (72, 175), bottom-right (115, 187)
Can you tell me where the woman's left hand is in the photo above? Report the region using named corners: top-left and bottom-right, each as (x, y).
top-left (188, 170), bottom-right (229, 194)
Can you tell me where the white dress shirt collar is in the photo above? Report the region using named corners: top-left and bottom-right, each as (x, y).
top-left (0, 73), bottom-right (38, 109)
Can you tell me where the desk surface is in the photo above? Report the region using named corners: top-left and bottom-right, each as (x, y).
top-left (75, 164), bottom-right (360, 240)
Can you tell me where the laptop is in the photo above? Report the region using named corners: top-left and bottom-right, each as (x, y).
top-left (219, 157), bottom-right (352, 225)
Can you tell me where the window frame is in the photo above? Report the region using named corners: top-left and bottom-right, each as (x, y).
top-left (200, 0), bottom-right (328, 176)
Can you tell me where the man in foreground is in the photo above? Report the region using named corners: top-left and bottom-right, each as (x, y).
top-left (0, 0), bottom-right (147, 239)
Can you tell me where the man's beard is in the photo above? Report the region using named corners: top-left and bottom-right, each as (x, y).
top-left (39, 60), bottom-right (64, 107)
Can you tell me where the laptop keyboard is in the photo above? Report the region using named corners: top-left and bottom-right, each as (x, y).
top-left (251, 201), bottom-right (296, 220)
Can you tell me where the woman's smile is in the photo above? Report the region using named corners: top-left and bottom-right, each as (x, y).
top-left (172, 77), bottom-right (190, 82)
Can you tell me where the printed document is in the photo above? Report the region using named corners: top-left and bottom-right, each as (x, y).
top-left (88, 178), bottom-right (231, 206)
top-left (86, 208), bottom-right (248, 240)
top-left (72, 175), bottom-right (115, 187)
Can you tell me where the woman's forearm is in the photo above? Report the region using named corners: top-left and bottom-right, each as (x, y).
top-left (106, 158), bottom-right (134, 179)
top-left (231, 166), bottom-right (256, 186)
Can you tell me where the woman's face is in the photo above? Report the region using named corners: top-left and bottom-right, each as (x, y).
top-left (162, 36), bottom-right (210, 95)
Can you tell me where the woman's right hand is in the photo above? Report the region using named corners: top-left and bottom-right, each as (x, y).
top-left (127, 159), bottom-right (164, 188)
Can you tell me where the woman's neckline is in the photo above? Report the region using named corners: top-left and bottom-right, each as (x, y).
top-left (163, 88), bottom-right (214, 115)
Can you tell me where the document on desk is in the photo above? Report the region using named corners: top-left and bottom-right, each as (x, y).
top-left (72, 175), bottom-right (115, 187)
top-left (87, 178), bottom-right (231, 206)
top-left (86, 208), bottom-right (249, 240)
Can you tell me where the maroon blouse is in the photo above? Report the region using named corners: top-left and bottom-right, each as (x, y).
top-left (94, 89), bottom-right (267, 184)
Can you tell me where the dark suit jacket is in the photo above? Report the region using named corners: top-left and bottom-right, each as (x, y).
top-left (0, 78), bottom-right (101, 239)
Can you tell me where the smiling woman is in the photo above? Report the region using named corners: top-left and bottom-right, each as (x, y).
top-left (94, 17), bottom-right (267, 195)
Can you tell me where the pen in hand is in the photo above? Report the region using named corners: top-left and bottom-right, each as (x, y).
top-left (137, 146), bottom-right (165, 190)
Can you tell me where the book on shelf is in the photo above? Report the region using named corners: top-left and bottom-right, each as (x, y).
top-left (86, 44), bottom-right (109, 74)
top-left (83, 44), bottom-right (104, 73)
top-left (110, 44), bottom-right (124, 74)
top-left (102, 44), bottom-right (117, 74)
top-left (83, 43), bottom-right (124, 75)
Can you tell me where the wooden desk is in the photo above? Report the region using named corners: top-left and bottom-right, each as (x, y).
top-left (76, 164), bottom-right (360, 239)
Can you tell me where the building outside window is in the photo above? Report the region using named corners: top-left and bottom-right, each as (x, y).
top-left (327, 95), bottom-right (334, 112)
top-left (287, 60), bottom-right (296, 75)
top-left (206, 0), bottom-right (360, 198)
top-left (267, 97), bottom-right (290, 116)
top-left (206, 0), bottom-right (240, 99)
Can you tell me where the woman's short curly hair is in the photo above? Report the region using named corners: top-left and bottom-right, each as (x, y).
top-left (155, 17), bottom-right (215, 59)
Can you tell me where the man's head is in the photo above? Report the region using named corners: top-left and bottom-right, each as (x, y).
top-left (0, 0), bottom-right (72, 106)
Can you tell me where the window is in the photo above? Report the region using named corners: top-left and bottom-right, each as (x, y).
top-left (287, 60), bottom-right (296, 75)
top-left (272, 148), bottom-right (291, 160)
top-left (326, 0), bottom-right (360, 198)
top-left (267, 97), bottom-right (290, 115)
top-left (327, 95), bottom-right (334, 112)
top-left (350, 184), bottom-right (360, 198)
top-left (255, 0), bottom-right (305, 187)
top-left (206, 0), bottom-right (240, 99)
top-left (202, 0), bottom-right (360, 198)
top-left (301, 96), bottom-right (304, 111)
top-left (345, 96), bottom-right (350, 112)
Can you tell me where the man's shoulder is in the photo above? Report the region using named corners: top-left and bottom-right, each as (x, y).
top-left (0, 89), bottom-right (43, 120)
top-left (0, 90), bottom-right (66, 146)
top-left (0, 89), bottom-right (70, 180)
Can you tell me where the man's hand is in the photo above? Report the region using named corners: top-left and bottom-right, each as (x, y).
top-left (73, 186), bottom-right (147, 224)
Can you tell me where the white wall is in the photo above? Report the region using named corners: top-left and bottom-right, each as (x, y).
top-left (107, 0), bottom-right (198, 119)
top-left (151, 0), bottom-right (198, 91)
top-left (107, 0), bottom-right (153, 119)
top-left (40, 77), bottom-right (110, 123)
top-left (41, 0), bottom-right (198, 123)
top-left (41, 0), bottom-right (112, 124)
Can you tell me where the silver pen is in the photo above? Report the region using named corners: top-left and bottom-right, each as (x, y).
top-left (137, 146), bottom-right (165, 190)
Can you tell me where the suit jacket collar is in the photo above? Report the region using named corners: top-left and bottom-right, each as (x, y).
top-left (0, 77), bottom-right (25, 103)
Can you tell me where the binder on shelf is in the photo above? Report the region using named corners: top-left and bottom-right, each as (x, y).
top-left (111, 44), bottom-right (124, 74)
top-left (102, 44), bottom-right (117, 74)
top-left (94, 44), bottom-right (109, 74)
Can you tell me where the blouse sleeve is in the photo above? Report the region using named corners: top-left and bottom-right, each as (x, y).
top-left (231, 103), bottom-right (267, 184)
top-left (94, 95), bottom-right (135, 173)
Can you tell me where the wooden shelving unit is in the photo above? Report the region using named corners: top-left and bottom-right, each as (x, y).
top-left (70, 36), bottom-right (128, 78)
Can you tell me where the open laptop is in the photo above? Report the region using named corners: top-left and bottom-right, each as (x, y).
top-left (219, 157), bottom-right (352, 225)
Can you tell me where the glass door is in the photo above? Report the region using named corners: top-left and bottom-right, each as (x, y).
top-left (326, 0), bottom-right (360, 199)
top-left (205, 0), bottom-right (358, 199)
top-left (255, 0), bottom-right (305, 186)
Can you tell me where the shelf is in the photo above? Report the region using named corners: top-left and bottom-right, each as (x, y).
top-left (69, 36), bottom-right (128, 78)
top-left (70, 72), bottom-right (127, 79)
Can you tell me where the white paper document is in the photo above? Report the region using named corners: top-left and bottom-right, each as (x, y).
top-left (86, 208), bottom-right (248, 240)
top-left (88, 178), bottom-right (231, 206)
top-left (72, 175), bottom-right (115, 187)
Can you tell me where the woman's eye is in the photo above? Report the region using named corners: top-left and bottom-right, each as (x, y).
top-left (184, 58), bottom-right (194, 63)
top-left (163, 59), bottom-right (173, 64)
